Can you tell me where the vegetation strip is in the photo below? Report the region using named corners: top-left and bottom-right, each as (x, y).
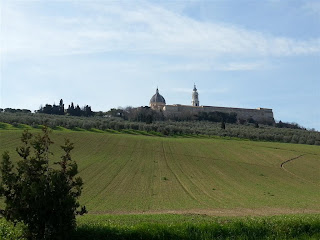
top-left (1, 214), bottom-right (320, 240)
top-left (1, 111), bottom-right (320, 145)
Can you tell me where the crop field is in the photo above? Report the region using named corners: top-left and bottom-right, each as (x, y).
top-left (0, 127), bottom-right (319, 215)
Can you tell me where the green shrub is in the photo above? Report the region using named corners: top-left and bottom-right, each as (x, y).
top-left (0, 127), bottom-right (86, 239)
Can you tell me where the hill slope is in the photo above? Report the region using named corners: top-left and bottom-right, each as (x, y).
top-left (0, 130), bottom-right (319, 215)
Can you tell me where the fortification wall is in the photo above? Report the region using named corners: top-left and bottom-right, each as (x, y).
top-left (163, 105), bottom-right (275, 124)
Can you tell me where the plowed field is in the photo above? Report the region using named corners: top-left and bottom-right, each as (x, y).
top-left (1, 130), bottom-right (319, 215)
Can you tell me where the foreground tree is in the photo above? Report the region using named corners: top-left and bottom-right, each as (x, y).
top-left (0, 127), bottom-right (86, 240)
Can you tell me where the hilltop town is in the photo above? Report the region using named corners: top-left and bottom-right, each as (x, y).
top-left (149, 85), bottom-right (274, 124)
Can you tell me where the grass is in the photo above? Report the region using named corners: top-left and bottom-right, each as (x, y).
top-left (53, 126), bottom-right (72, 131)
top-left (1, 214), bottom-right (320, 240)
top-left (73, 214), bottom-right (320, 240)
top-left (0, 122), bottom-right (19, 130)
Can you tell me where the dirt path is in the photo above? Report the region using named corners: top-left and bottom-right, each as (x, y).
top-left (280, 154), bottom-right (305, 168)
top-left (280, 154), bottom-right (320, 186)
top-left (280, 154), bottom-right (319, 186)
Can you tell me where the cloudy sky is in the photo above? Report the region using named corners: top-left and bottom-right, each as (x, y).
top-left (1, 0), bottom-right (319, 130)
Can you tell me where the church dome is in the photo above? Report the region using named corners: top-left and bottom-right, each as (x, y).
top-left (150, 88), bottom-right (166, 105)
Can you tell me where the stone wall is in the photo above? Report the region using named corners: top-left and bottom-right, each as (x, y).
top-left (163, 104), bottom-right (275, 124)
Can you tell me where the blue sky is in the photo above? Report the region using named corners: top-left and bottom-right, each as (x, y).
top-left (1, 0), bottom-right (319, 130)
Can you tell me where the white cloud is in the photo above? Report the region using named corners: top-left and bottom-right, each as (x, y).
top-left (159, 61), bottom-right (267, 72)
top-left (214, 62), bottom-right (267, 71)
top-left (161, 63), bottom-right (212, 72)
top-left (1, 1), bottom-right (320, 61)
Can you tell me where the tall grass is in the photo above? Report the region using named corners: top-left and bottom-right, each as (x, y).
top-left (1, 213), bottom-right (320, 239)
top-left (72, 214), bottom-right (320, 240)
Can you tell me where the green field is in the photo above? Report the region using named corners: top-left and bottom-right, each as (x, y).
top-left (0, 128), bottom-right (319, 215)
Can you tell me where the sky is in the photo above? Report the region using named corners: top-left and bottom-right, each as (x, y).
top-left (1, 0), bottom-right (319, 130)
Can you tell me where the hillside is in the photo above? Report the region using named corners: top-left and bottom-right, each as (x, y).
top-left (0, 129), bottom-right (319, 215)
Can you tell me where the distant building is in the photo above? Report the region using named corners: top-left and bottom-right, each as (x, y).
top-left (149, 85), bottom-right (275, 124)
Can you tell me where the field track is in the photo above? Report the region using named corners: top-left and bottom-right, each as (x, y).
top-left (280, 154), bottom-right (320, 186)
top-left (1, 129), bottom-right (319, 216)
top-left (280, 154), bottom-right (306, 168)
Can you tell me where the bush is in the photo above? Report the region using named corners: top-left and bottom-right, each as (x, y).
top-left (0, 127), bottom-right (87, 239)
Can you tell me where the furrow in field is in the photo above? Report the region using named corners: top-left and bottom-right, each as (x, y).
top-left (166, 144), bottom-right (220, 206)
top-left (75, 135), bottom-right (113, 171)
top-left (179, 141), bottom-right (279, 206)
top-left (161, 141), bottom-right (202, 205)
top-left (85, 146), bottom-right (137, 207)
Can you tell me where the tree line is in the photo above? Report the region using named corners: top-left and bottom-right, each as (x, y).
top-left (0, 112), bottom-right (319, 146)
top-left (3, 101), bottom-right (306, 131)
top-left (0, 108), bottom-right (31, 114)
top-left (37, 99), bottom-right (94, 117)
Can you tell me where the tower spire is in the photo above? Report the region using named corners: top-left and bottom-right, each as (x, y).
top-left (192, 84), bottom-right (199, 107)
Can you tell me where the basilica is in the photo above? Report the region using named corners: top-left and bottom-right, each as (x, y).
top-left (149, 85), bottom-right (275, 124)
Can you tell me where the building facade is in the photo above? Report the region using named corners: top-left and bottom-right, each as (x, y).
top-left (149, 86), bottom-right (275, 124)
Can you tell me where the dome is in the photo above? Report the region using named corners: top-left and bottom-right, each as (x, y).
top-left (150, 88), bottom-right (166, 104)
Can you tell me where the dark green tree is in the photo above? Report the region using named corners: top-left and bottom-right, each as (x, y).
top-left (59, 99), bottom-right (65, 115)
top-left (74, 105), bottom-right (81, 116)
top-left (83, 105), bottom-right (93, 117)
top-left (67, 102), bottom-right (75, 116)
top-left (0, 127), bottom-right (86, 240)
top-left (42, 104), bottom-right (53, 114)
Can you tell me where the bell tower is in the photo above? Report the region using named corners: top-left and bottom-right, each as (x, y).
top-left (192, 84), bottom-right (199, 106)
